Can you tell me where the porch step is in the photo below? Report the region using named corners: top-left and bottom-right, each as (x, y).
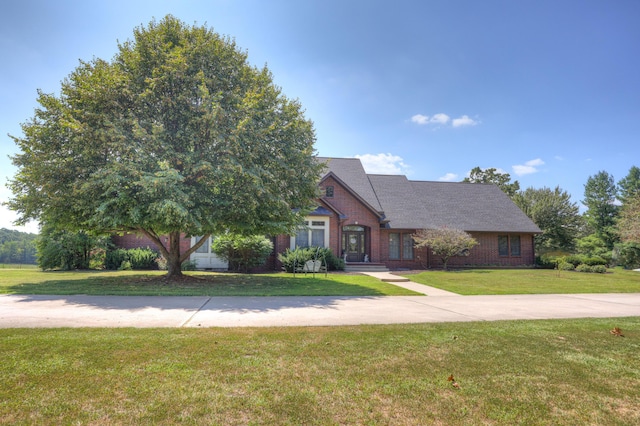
top-left (344, 263), bottom-right (389, 273)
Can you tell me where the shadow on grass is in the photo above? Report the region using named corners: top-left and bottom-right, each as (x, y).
top-left (3, 293), bottom-right (380, 314)
top-left (4, 272), bottom-right (389, 298)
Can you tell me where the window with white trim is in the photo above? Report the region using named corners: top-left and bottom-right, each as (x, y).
top-left (291, 217), bottom-right (330, 249)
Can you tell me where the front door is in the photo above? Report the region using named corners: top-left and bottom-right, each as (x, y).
top-left (342, 226), bottom-right (366, 262)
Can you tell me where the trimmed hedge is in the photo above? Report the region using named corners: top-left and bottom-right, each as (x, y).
top-left (105, 248), bottom-right (159, 270)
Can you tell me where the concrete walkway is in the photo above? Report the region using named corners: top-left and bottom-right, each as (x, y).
top-left (1, 292), bottom-right (639, 328)
top-left (360, 271), bottom-right (459, 296)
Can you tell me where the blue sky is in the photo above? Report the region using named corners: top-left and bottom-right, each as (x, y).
top-left (2, 0), bottom-right (639, 234)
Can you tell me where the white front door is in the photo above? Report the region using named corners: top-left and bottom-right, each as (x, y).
top-left (190, 236), bottom-right (228, 270)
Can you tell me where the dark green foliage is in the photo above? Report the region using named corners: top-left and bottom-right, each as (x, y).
top-left (0, 228), bottom-right (37, 264)
top-left (278, 247), bottom-right (345, 273)
top-left (562, 254), bottom-right (608, 268)
top-left (211, 234), bottom-right (273, 272)
top-left (582, 171), bottom-right (619, 250)
top-left (105, 248), bottom-right (159, 270)
top-left (36, 226), bottom-right (106, 270)
top-left (617, 165), bottom-right (640, 205)
top-left (462, 167), bottom-right (520, 197)
top-left (535, 254), bottom-right (559, 269)
top-left (7, 15), bottom-right (322, 278)
top-left (615, 242), bottom-right (640, 269)
top-left (513, 186), bottom-right (582, 253)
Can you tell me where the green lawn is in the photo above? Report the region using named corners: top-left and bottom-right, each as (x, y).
top-left (2, 318), bottom-right (639, 425)
top-left (0, 269), bottom-right (419, 296)
top-left (402, 268), bottom-right (640, 295)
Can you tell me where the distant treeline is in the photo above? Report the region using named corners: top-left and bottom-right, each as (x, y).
top-left (0, 228), bottom-right (37, 264)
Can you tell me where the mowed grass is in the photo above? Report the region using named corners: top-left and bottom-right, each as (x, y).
top-left (402, 268), bottom-right (640, 295)
top-left (0, 269), bottom-right (418, 296)
top-left (2, 318), bottom-right (639, 425)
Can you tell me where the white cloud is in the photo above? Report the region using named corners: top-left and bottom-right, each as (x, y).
top-left (411, 113), bottom-right (478, 128)
top-left (354, 153), bottom-right (411, 175)
top-left (512, 158), bottom-right (545, 176)
top-left (438, 173), bottom-right (459, 182)
top-left (431, 113), bottom-right (451, 125)
top-left (411, 113), bottom-right (450, 126)
top-left (451, 115), bottom-right (479, 127)
top-left (411, 114), bottom-right (429, 125)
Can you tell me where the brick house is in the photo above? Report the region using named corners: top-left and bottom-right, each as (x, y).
top-left (114, 157), bottom-right (541, 271)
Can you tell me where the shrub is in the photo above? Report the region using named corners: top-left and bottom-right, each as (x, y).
top-left (615, 242), bottom-right (640, 269)
top-left (118, 260), bottom-right (133, 271)
top-left (278, 247), bottom-right (345, 272)
top-left (536, 254), bottom-right (559, 269)
top-left (105, 248), bottom-right (159, 270)
top-left (563, 254), bottom-right (586, 267)
top-left (211, 234), bottom-right (273, 273)
top-left (591, 265), bottom-right (607, 273)
top-left (557, 261), bottom-right (575, 271)
top-left (583, 256), bottom-right (608, 266)
top-left (180, 260), bottom-right (198, 271)
top-left (575, 264), bottom-right (592, 273)
top-left (36, 227), bottom-right (107, 271)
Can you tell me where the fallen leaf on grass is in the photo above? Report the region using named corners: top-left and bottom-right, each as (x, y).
top-left (448, 374), bottom-right (460, 389)
top-left (610, 327), bottom-right (625, 337)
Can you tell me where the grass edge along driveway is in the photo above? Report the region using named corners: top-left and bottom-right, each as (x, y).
top-left (402, 267), bottom-right (640, 295)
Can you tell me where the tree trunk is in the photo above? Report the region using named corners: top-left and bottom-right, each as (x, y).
top-left (137, 228), bottom-right (211, 280)
top-left (165, 231), bottom-right (183, 279)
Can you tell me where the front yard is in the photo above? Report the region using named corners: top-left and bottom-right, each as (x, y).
top-left (2, 318), bottom-right (639, 425)
top-left (401, 268), bottom-right (640, 295)
top-left (0, 269), bottom-right (419, 297)
top-left (2, 267), bottom-right (639, 296)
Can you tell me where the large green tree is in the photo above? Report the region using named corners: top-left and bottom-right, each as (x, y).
top-left (462, 167), bottom-right (520, 197)
top-left (617, 193), bottom-right (640, 243)
top-left (513, 186), bottom-right (582, 253)
top-left (582, 171), bottom-right (619, 250)
top-left (6, 16), bottom-right (322, 277)
top-left (617, 165), bottom-right (640, 205)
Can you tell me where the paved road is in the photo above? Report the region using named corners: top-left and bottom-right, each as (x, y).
top-left (1, 293), bottom-right (639, 328)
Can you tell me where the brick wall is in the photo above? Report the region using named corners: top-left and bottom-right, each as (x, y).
top-left (111, 233), bottom-right (191, 255)
top-left (320, 176), bottom-right (382, 262)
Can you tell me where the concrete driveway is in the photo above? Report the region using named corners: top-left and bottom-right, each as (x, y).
top-left (1, 293), bottom-right (639, 328)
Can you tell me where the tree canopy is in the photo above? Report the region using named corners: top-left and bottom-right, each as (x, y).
top-left (512, 186), bottom-right (583, 253)
top-left (618, 166), bottom-right (640, 205)
top-left (617, 193), bottom-right (640, 243)
top-left (462, 167), bottom-right (520, 197)
top-left (582, 171), bottom-right (619, 250)
top-left (7, 16), bottom-right (322, 277)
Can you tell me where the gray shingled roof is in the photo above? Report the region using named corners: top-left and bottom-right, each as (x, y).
top-left (319, 157), bottom-right (541, 233)
top-left (317, 157), bottom-right (382, 212)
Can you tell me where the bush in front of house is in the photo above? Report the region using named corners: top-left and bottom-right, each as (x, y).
top-left (575, 264), bottom-right (607, 273)
top-left (278, 247), bottom-right (345, 273)
top-left (105, 247), bottom-right (159, 270)
top-left (575, 263), bottom-right (592, 273)
top-left (536, 254), bottom-right (559, 269)
top-left (563, 254), bottom-right (608, 268)
top-left (211, 234), bottom-right (273, 273)
top-left (558, 261), bottom-right (575, 271)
